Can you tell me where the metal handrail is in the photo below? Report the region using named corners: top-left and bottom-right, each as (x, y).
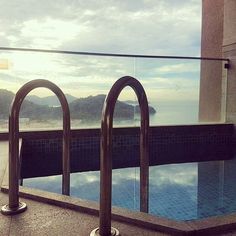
top-left (1, 79), bottom-right (70, 215)
top-left (91, 76), bottom-right (149, 236)
top-left (0, 46), bottom-right (230, 62)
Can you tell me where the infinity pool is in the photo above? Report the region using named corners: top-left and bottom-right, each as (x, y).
top-left (23, 158), bottom-right (236, 221)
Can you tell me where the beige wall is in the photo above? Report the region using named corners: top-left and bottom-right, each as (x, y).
top-left (199, 0), bottom-right (224, 122)
top-left (200, 0), bottom-right (236, 123)
top-left (223, 0), bottom-right (236, 123)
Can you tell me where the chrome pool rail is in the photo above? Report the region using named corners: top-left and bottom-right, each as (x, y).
top-left (1, 79), bottom-right (71, 215)
top-left (91, 76), bottom-right (149, 236)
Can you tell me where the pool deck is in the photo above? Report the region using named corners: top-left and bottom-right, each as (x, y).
top-left (0, 141), bottom-right (171, 236)
top-left (1, 140), bottom-right (236, 236)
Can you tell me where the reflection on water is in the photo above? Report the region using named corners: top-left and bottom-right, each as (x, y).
top-left (24, 162), bottom-right (199, 220)
top-left (24, 158), bottom-right (236, 221)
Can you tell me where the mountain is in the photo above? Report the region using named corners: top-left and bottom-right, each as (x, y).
top-left (0, 90), bottom-right (156, 121)
top-left (134, 105), bottom-right (156, 114)
top-left (123, 100), bottom-right (156, 114)
top-left (70, 94), bottom-right (136, 121)
top-left (26, 94), bottom-right (77, 106)
top-left (124, 100), bottom-right (139, 105)
top-left (0, 89), bottom-right (54, 120)
top-left (0, 89), bottom-right (14, 119)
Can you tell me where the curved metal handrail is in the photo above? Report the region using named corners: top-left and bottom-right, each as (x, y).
top-left (91, 76), bottom-right (149, 236)
top-left (1, 79), bottom-right (70, 215)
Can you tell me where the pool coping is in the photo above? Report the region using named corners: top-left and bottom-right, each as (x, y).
top-left (2, 164), bottom-right (236, 235)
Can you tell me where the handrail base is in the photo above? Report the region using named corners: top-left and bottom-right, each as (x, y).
top-left (90, 227), bottom-right (120, 236)
top-left (1, 202), bottom-right (27, 215)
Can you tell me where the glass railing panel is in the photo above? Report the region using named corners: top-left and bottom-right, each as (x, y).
top-left (135, 58), bottom-right (200, 126)
top-left (0, 49), bottom-right (229, 131)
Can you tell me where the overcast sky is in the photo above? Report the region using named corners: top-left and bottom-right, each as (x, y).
top-left (0, 0), bottom-right (202, 102)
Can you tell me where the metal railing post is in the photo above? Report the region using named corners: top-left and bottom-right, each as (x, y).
top-left (91, 76), bottom-right (149, 236)
top-left (1, 79), bottom-right (70, 215)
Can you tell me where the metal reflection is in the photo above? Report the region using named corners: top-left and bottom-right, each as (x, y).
top-left (91, 76), bottom-right (149, 236)
top-left (1, 79), bottom-right (70, 215)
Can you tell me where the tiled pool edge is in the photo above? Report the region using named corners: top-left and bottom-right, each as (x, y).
top-left (3, 169), bottom-right (236, 236)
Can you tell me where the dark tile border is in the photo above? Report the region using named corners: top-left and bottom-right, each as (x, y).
top-left (20, 123), bottom-right (234, 178)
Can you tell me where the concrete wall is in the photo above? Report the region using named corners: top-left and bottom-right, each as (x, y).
top-left (199, 0), bottom-right (224, 121)
top-left (223, 0), bottom-right (236, 122)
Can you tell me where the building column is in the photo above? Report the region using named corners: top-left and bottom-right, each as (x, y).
top-left (199, 0), bottom-right (224, 122)
top-left (223, 0), bottom-right (236, 123)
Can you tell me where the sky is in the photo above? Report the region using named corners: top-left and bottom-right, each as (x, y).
top-left (0, 0), bottom-right (202, 103)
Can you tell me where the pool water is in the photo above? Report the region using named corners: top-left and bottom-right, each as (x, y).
top-left (23, 159), bottom-right (236, 221)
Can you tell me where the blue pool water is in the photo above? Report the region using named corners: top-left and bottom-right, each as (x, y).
top-left (23, 159), bottom-right (236, 221)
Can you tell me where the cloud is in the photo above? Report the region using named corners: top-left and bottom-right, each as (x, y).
top-left (0, 0), bottom-right (201, 103)
top-left (19, 18), bottom-right (88, 48)
top-left (0, 72), bottom-right (25, 82)
top-left (0, 49), bottom-right (200, 102)
top-left (0, 0), bottom-right (201, 55)
top-left (158, 62), bottom-right (200, 74)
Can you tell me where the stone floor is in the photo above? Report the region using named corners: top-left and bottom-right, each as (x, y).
top-left (0, 193), bottom-right (173, 236)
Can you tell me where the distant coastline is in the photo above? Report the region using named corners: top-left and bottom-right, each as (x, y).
top-left (0, 89), bottom-right (156, 122)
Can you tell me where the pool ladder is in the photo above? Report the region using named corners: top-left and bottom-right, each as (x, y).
top-left (91, 76), bottom-right (149, 236)
top-left (1, 79), bottom-right (71, 215)
top-left (1, 76), bottom-right (149, 236)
